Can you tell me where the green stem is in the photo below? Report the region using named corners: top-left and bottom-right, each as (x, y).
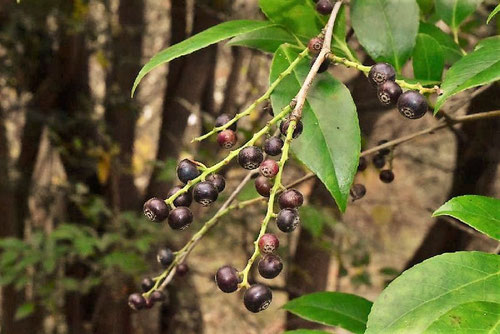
top-left (192, 48), bottom-right (309, 143)
top-left (238, 120), bottom-right (296, 289)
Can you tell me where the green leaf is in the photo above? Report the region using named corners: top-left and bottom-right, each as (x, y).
top-left (132, 20), bottom-right (276, 96)
top-left (419, 22), bottom-right (462, 64)
top-left (487, 4), bottom-right (500, 24)
top-left (298, 206), bottom-right (326, 238)
top-left (365, 252), bottom-right (500, 333)
top-left (283, 330), bottom-right (331, 334)
top-left (14, 302), bottom-right (35, 321)
top-left (351, 0), bottom-right (419, 72)
top-left (412, 33), bottom-right (445, 81)
top-left (270, 45), bottom-right (360, 212)
top-left (435, 0), bottom-right (484, 30)
top-left (433, 195), bottom-right (500, 241)
top-left (417, 0), bottom-right (435, 14)
top-left (475, 35), bottom-right (500, 51)
top-left (227, 25), bottom-right (297, 53)
top-left (283, 292), bottom-right (373, 334)
top-left (259, 0), bottom-right (324, 42)
top-left (425, 301), bottom-right (500, 333)
top-left (101, 251), bottom-right (147, 274)
top-left (331, 5), bottom-right (359, 61)
top-left (434, 41), bottom-right (500, 111)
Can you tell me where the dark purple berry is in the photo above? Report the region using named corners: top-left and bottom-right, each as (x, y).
top-left (143, 198), bottom-right (169, 222)
top-left (217, 129), bottom-right (237, 149)
top-left (128, 293), bottom-right (146, 311)
top-left (311, 55), bottom-right (331, 73)
top-left (377, 81), bottom-right (402, 105)
top-left (264, 137), bottom-right (284, 156)
top-left (258, 254), bottom-right (283, 279)
top-left (377, 140), bottom-right (390, 156)
top-left (379, 169), bottom-right (395, 183)
top-left (141, 277), bottom-right (155, 292)
top-left (215, 265), bottom-right (240, 293)
top-left (358, 156), bottom-right (368, 172)
top-left (168, 207), bottom-right (193, 230)
top-left (255, 176), bottom-right (273, 197)
top-left (368, 63), bottom-right (396, 87)
top-left (259, 159), bottom-right (279, 178)
top-left (215, 113), bottom-right (237, 131)
top-left (167, 186), bottom-right (193, 208)
top-left (316, 0), bottom-right (333, 15)
top-left (193, 181), bottom-right (218, 206)
top-left (207, 174), bottom-right (225, 193)
top-left (258, 233), bottom-right (279, 254)
top-left (280, 119), bottom-right (303, 138)
top-left (238, 146), bottom-right (264, 170)
top-left (157, 248), bottom-right (174, 267)
top-left (397, 91), bottom-right (428, 119)
top-left (372, 154), bottom-right (386, 169)
top-left (308, 37), bottom-right (323, 54)
top-left (350, 184), bottom-right (366, 201)
top-left (263, 101), bottom-right (274, 116)
top-left (243, 284), bottom-right (272, 313)
top-left (276, 208), bottom-right (300, 232)
top-left (278, 189), bottom-right (304, 209)
top-left (150, 290), bottom-right (166, 303)
top-left (144, 298), bottom-right (155, 309)
top-left (177, 159), bottom-right (201, 184)
top-left (176, 263), bottom-right (189, 277)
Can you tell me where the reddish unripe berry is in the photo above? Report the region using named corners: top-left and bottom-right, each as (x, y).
top-left (308, 37), bottom-right (323, 54)
top-left (278, 189), bottom-right (304, 209)
top-left (258, 233), bottom-right (279, 254)
top-left (143, 197), bottom-right (169, 222)
top-left (244, 284), bottom-right (272, 313)
top-left (259, 159), bottom-right (279, 178)
top-left (217, 130), bottom-right (237, 149)
top-left (255, 176), bottom-right (273, 197)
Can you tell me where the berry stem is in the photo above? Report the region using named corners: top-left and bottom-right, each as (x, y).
top-left (192, 48), bottom-right (310, 143)
top-left (239, 120), bottom-right (297, 289)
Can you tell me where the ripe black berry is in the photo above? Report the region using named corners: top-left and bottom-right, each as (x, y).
top-left (157, 248), bottom-right (174, 267)
top-left (397, 91), bottom-right (428, 119)
top-left (215, 113), bottom-right (237, 131)
top-left (278, 189), bottom-right (304, 209)
top-left (176, 263), bottom-right (189, 277)
top-left (215, 265), bottom-right (240, 293)
top-left (358, 156), bottom-right (368, 172)
top-left (258, 254), bottom-right (283, 279)
top-left (238, 146), bottom-right (264, 170)
top-left (167, 186), bottom-right (193, 208)
top-left (377, 140), bottom-right (390, 156)
top-left (255, 176), bottom-right (273, 197)
top-left (168, 207), bottom-right (193, 230)
top-left (143, 198), bottom-right (170, 222)
top-left (144, 298), bottom-right (155, 309)
top-left (316, 0), bottom-right (333, 15)
top-left (258, 233), bottom-right (279, 254)
top-left (259, 159), bottom-right (279, 178)
top-left (141, 277), bottom-right (155, 292)
top-left (150, 290), bottom-right (166, 303)
top-left (128, 293), bottom-right (146, 311)
top-left (280, 119), bottom-right (303, 138)
top-left (379, 169), bottom-right (395, 183)
top-left (308, 37), bottom-right (323, 54)
top-left (177, 159), bottom-right (201, 184)
top-left (350, 184), bottom-right (367, 201)
top-left (368, 63), bottom-right (396, 87)
top-left (377, 81), bottom-right (402, 105)
top-left (193, 181), bottom-right (218, 206)
top-left (264, 137), bottom-right (284, 156)
top-left (372, 154), bottom-right (386, 169)
top-left (207, 174), bottom-right (225, 193)
top-left (217, 129), bottom-right (237, 149)
top-left (311, 55), bottom-right (331, 73)
top-left (276, 208), bottom-right (300, 232)
top-left (243, 284), bottom-right (272, 313)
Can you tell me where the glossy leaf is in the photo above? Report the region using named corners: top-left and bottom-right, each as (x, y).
top-left (283, 330), bottom-right (331, 334)
top-left (433, 195), bottom-right (500, 241)
top-left (435, 0), bottom-right (483, 30)
top-left (487, 4), bottom-right (500, 24)
top-left (132, 20), bottom-right (276, 96)
top-left (434, 41), bottom-right (500, 111)
top-left (351, 0), bottom-right (419, 72)
top-left (425, 301), bottom-right (500, 333)
top-left (259, 0), bottom-right (324, 42)
top-left (413, 33), bottom-right (444, 81)
top-left (366, 252), bottom-right (500, 333)
top-left (475, 35), bottom-right (500, 50)
top-left (419, 22), bottom-right (462, 64)
top-left (283, 292), bottom-right (373, 334)
top-left (417, 0), bottom-right (435, 14)
top-left (227, 25), bottom-right (297, 53)
top-left (270, 45), bottom-right (360, 212)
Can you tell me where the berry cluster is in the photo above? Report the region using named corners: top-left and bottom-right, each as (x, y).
top-left (369, 63), bottom-right (429, 119)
